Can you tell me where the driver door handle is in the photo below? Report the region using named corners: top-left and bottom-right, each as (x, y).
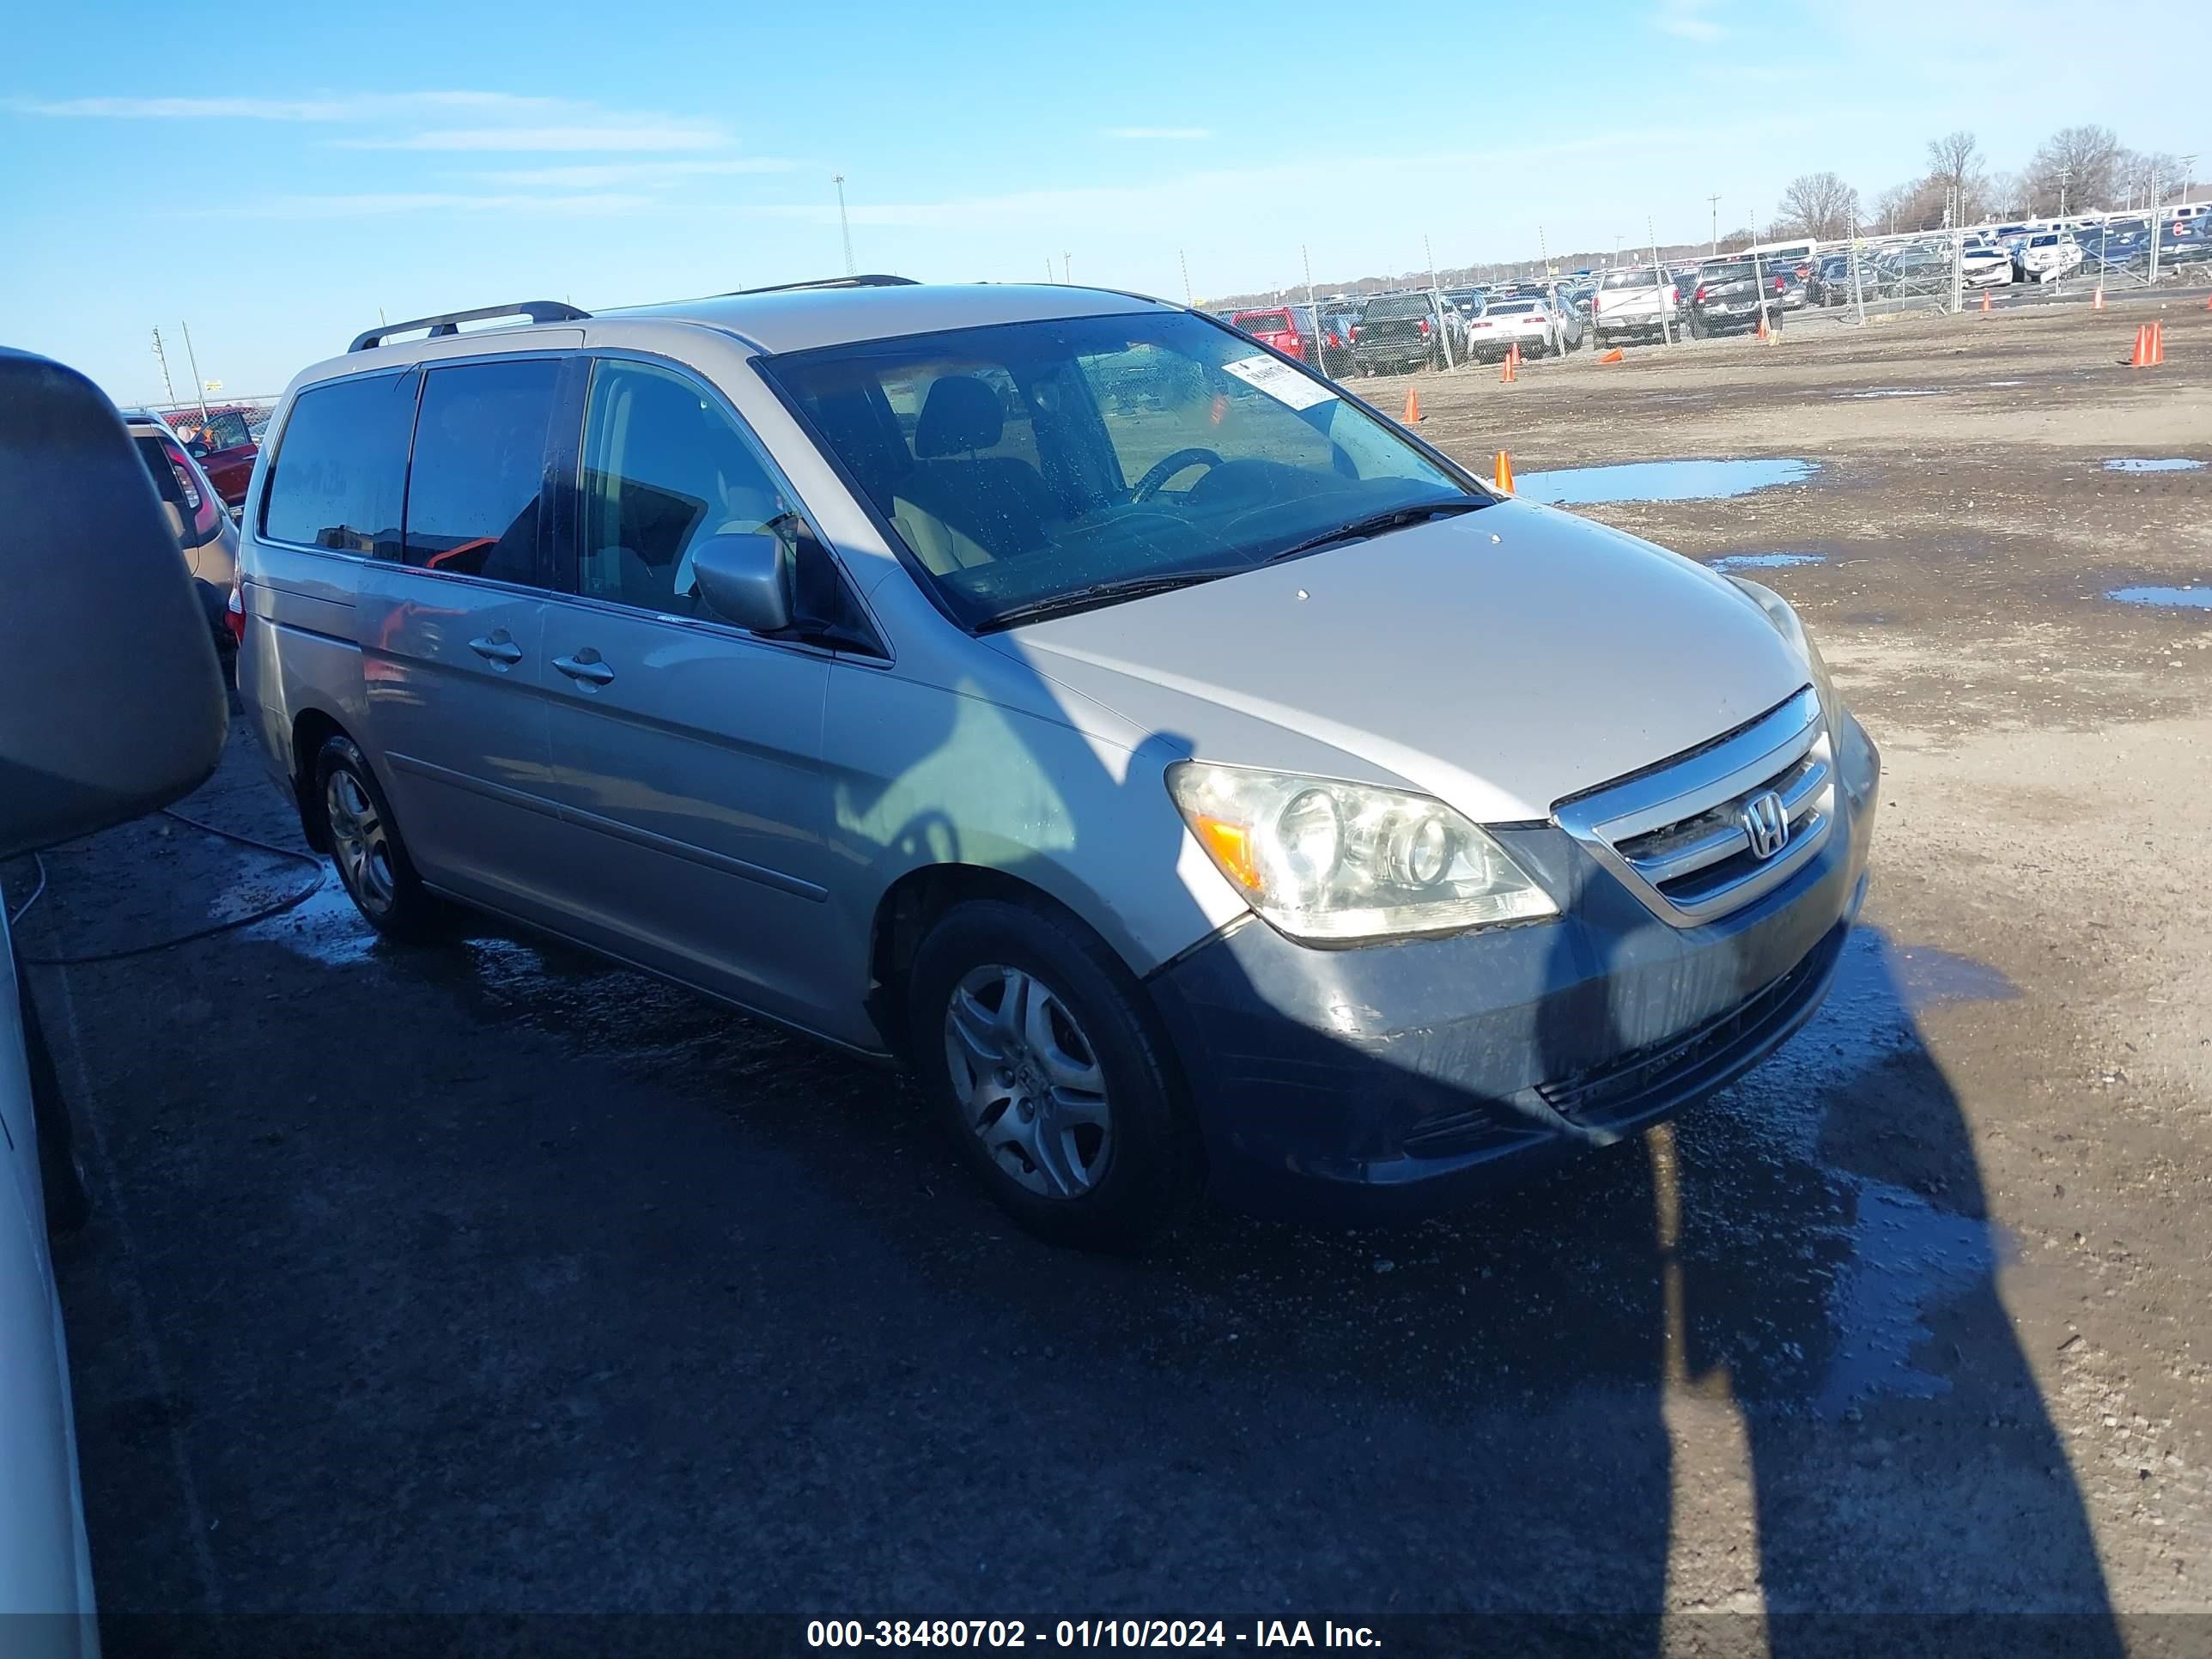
top-left (554, 651), bottom-right (615, 686)
top-left (468, 632), bottom-right (524, 665)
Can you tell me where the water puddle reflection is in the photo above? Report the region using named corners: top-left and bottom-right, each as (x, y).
top-left (1708, 553), bottom-right (1826, 573)
top-left (2107, 586), bottom-right (2212, 610)
top-left (1519, 458), bottom-right (1819, 506)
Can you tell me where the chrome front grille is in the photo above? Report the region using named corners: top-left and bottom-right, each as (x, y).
top-left (1554, 688), bottom-right (1833, 927)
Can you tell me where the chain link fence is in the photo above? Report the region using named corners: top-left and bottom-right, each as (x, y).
top-left (1207, 206), bottom-right (2212, 375)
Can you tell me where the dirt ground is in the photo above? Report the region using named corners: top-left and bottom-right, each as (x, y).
top-left (12, 302), bottom-right (2211, 1656)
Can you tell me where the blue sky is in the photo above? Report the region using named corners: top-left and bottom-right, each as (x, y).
top-left (6, 0), bottom-right (2207, 401)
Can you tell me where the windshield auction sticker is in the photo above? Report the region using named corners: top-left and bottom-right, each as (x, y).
top-left (1221, 354), bottom-right (1338, 410)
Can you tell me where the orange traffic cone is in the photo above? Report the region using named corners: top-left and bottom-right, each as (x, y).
top-left (1402, 387), bottom-right (1423, 422)
top-left (2130, 324), bottom-right (2154, 368)
top-left (1599, 348), bottom-right (1625, 364)
top-left (1501, 344), bottom-right (1518, 384)
top-left (1493, 451), bottom-right (1514, 493)
top-left (2093, 284), bottom-right (2106, 310)
top-left (2151, 321), bottom-right (2166, 365)
top-left (1979, 289), bottom-right (1992, 313)
top-left (2204, 293), bottom-right (2211, 311)
top-left (1755, 313), bottom-right (1771, 343)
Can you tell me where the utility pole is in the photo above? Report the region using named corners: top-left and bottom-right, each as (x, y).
top-left (1179, 247), bottom-right (1193, 307)
top-left (2182, 155), bottom-right (2200, 209)
top-left (179, 319), bottom-right (211, 422)
top-left (1424, 232), bottom-right (1439, 292)
top-left (149, 326), bottom-right (178, 408)
top-left (1062, 252), bottom-right (1072, 284)
top-left (1045, 256), bottom-right (1054, 283)
top-left (1707, 194), bottom-right (1721, 256)
top-left (1302, 244), bottom-right (1322, 368)
top-left (832, 174), bottom-right (855, 277)
top-left (2058, 163), bottom-right (2072, 220)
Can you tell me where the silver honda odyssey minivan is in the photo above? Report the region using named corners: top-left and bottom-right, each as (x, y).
top-left (236, 278), bottom-right (1878, 1249)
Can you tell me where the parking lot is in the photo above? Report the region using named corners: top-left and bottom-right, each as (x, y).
top-left (15, 302), bottom-right (2211, 1655)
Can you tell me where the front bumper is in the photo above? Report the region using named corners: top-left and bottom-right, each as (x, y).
top-left (1147, 711), bottom-right (1881, 1221)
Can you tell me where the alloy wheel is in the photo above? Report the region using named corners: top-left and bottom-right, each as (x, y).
top-left (325, 769), bottom-right (396, 916)
top-left (944, 963), bottom-right (1113, 1199)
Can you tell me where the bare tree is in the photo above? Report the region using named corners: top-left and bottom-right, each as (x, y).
top-left (1869, 181), bottom-right (1917, 235)
top-left (2120, 149), bottom-right (2185, 210)
top-left (2026, 125), bottom-right (2124, 214)
top-left (1925, 130), bottom-right (1985, 221)
top-left (1984, 169), bottom-right (2026, 219)
top-left (1776, 172), bottom-right (1859, 241)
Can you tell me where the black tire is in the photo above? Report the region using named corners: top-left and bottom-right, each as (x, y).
top-left (312, 734), bottom-right (446, 941)
top-left (908, 898), bottom-right (1199, 1251)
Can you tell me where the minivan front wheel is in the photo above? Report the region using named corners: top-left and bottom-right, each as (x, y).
top-left (909, 899), bottom-right (1196, 1250)
top-left (314, 735), bottom-right (442, 940)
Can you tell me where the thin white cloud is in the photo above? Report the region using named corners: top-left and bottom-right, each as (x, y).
top-left (465, 158), bottom-right (799, 187)
top-left (201, 191), bottom-right (656, 219)
top-left (1654, 0), bottom-right (1725, 40)
top-left (9, 90), bottom-right (730, 155)
top-left (6, 91), bottom-right (568, 122)
top-left (1103, 126), bottom-right (1213, 140)
top-left (331, 122), bottom-right (726, 153)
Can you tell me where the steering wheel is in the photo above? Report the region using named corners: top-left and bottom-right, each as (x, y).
top-left (1132, 447), bottom-right (1224, 502)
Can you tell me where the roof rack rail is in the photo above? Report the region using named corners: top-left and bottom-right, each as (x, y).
top-left (349, 300), bottom-right (591, 354)
top-left (723, 275), bottom-right (920, 297)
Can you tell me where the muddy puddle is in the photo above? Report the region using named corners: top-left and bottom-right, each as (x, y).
top-left (1519, 458), bottom-right (1819, 507)
top-left (1708, 553), bottom-right (1827, 573)
top-left (2107, 585), bottom-right (2212, 610)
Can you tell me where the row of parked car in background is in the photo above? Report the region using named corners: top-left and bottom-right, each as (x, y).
top-left (1224, 278), bottom-right (1597, 376)
top-left (1226, 202), bottom-right (2212, 371)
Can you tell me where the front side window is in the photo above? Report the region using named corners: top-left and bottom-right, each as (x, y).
top-left (404, 359), bottom-right (558, 582)
top-left (764, 309), bottom-right (1479, 630)
top-left (260, 372), bottom-right (415, 556)
top-left (577, 358), bottom-right (803, 617)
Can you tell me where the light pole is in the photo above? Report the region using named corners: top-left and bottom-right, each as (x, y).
top-left (2183, 155), bottom-right (2200, 208)
top-left (2058, 164), bottom-right (2071, 220)
top-left (832, 174), bottom-right (854, 276)
top-left (1707, 194), bottom-right (1720, 256)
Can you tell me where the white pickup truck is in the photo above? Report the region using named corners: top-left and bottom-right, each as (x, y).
top-left (1589, 266), bottom-right (1681, 349)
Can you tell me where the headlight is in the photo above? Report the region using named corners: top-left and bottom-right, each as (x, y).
top-left (1168, 763), bottom-right (1557, 943)
top-left (1729, 577), bottom-right (1839, 718)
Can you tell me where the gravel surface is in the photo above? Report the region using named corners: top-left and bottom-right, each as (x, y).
top-left (12, 301), bottom-right (2209, 1656)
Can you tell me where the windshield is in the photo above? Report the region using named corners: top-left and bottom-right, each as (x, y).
top-left (1599, 269), bottom-right (1661, 289)
top-left (1706, 262), bottom-right (1756, 282)
top-left (1360, 295), bottom-right (1433, 322)
top-left (763, 309), bottom-right (1480, 629)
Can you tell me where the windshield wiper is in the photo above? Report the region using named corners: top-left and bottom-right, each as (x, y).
top-left (978, 568), bottom-right (1240, 631)
top-left (1264, 498), bottom-right (1487, 565)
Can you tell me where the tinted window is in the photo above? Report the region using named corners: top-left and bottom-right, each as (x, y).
top-left (261, 372), bottom-right (415, 556)
top-left (1360, 295), bottom-right (1433, 321)
top-left (1232, 310), bottom-right (1294, 333)
top-left (577, 358), bottom-right (804, 617)
top-left (402, 359), bottom-right (557, 582)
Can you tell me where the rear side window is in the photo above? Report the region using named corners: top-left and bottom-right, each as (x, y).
top-left (1232, 311), bottom-right (1292, 333)
top-left (403, 359), bottom-right (559, 582)
top-left (261, 373), bottom-right (415, 556)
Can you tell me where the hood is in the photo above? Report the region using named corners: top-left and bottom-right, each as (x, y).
top-left (988, 500), bottom-right (1811, 823)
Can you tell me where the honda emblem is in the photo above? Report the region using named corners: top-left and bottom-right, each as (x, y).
top-left (1740, 791), bottom-right (1790, 861)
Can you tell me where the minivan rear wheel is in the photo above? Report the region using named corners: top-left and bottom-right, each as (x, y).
top-left (908, 899), bottom-right (1196, 1251)
top-left (313, 735), bottom-right (443, 941)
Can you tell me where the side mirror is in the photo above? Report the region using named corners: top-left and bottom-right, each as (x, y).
top-left (689, 532), bottom-right (792, 634)
top-left (0, 350), bottom-right (228, 860)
